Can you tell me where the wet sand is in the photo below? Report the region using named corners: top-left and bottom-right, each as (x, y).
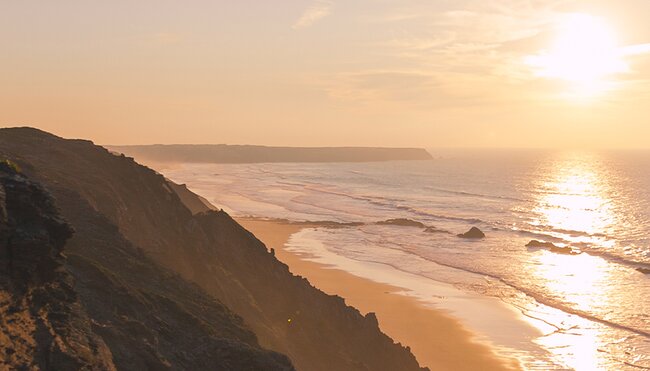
top-left (238, 218), bottom-right (522, 371)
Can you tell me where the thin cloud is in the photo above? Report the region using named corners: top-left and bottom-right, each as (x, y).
top-left (621, 43), bottom-right (650, 56)
top-left (292, 1), bottom-right (332, 30)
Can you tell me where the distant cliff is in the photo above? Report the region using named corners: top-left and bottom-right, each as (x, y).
top-left (0, 127), bottom-right (427, 371)
top-left (109, 144), bottom-right (433, 164)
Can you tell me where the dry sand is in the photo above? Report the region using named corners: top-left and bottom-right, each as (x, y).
top-left (238, 218), bottom-right (522, 371)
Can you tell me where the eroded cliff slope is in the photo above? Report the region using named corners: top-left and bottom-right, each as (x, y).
top-left (0, 162), bottom-right (115, 370)
top-left (0, 144), bottom-right (294, 370)
top-left (0, 127), bottom-right (426, 371)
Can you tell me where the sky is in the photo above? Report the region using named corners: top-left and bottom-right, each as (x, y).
top-left (1, 0), bottom-right (649, 148)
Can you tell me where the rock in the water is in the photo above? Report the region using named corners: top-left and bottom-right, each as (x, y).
top-left (376, 218), bottom-right (426, 228)
top-left (526, 240), bottom-right (557, 248)
top-left (527, 240), bottom-right (578, 255)
top-left (457, 227), bottom-right (485, 239)
top-left (637, 267), bottom-right (650, 274)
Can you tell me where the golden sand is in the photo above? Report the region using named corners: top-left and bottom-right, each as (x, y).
top-left (238, 218), bottom-right (522, 371)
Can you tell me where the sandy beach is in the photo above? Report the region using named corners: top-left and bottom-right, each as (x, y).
top-left (238, 218), bottom-right (522, 371)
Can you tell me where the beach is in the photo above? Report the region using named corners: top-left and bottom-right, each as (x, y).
top-left (164, 155), bottom-right (650, 370)
top-left (238, 218), bottom-right (522, 371)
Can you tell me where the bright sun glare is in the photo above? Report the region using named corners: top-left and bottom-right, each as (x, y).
top-left (527, 13), bottom-right (628, 99)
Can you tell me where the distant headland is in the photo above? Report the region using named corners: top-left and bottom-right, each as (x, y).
top-left (108, 144), bottom-right (433, 164)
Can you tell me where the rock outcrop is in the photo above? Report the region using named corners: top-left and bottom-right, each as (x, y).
top-left (526, 240), bottom-right (578, 255)
top-left (167, 180), bottom-right (218, 215)
top-left (525, 240), bottom-right (557, 249)
top-left (0, 162), bottom-right (115, 370)
top-left (0, 127), bottom-right (426, 371)
top-left (457, 227), bottom-right (485, 239)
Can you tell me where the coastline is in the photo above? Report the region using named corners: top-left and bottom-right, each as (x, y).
top-left (238, 218), bottom-right (523, 371)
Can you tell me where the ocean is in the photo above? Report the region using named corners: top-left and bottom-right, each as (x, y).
top-left (162, 149), bottom-right (650, 370)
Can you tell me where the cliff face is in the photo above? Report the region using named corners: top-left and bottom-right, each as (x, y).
top-left (0, 143), bottom-right (294, 370)
top-left (0, 163), bottom-right (115, 370)
top-left (58, 191), bottom-right (294, 371)
top-left (0, 127), bottom-right (426, 371)
top-left (109, 144), bottom-right (433, 164)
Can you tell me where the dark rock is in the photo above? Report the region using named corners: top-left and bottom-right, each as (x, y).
top-left (527, 240), bottom-right (579, 255)
top-left (365, 312), bottom-right (379, 327)
top-left (457, 227), bottom-right (485, 239)
top-left (526, 240), bottom-right (580, 255)
top-left (637, 268), bottom-right (650, 274)
top-left (0, 167), bottom-right (114, 370)
top-left (166, 180), bottom-right (218, 215)
top-left (376, 218), bottom-right (426, 228)
top-left (526, 240), bottom-right (558, 248)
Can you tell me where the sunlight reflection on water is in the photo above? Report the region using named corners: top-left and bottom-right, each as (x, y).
top-left (163, 151), bottom-right (650, 370)
top-left (532, 152), bottom-right (615, 238)
top-left (527, 152), bottom-right (623, 370)
top-left (530, 252), bottom-right (614, 370)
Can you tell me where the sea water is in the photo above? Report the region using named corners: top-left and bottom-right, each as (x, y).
top-left (162, 149), bottom-right (650, 370)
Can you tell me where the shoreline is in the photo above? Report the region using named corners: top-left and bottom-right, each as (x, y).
top-left (238, 218), bottom-right (523, 371)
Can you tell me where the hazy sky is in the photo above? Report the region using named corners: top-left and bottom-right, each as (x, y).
top-left (2, 1), bottom-right (649, 148)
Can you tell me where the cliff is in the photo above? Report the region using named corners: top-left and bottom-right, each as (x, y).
top-left (109, 144), bottom-right (433, 164)
top-left (0, 141), bottom-right (294, 370)
top-left (0, 162), bottom-right (115, 370)
top-left (167, 180), bottom-right (218, 215)
top-left (0, 127), bottom-right (426, 371)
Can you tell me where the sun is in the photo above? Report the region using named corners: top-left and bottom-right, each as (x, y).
top-left (526, 13), bottom-right (628, 98)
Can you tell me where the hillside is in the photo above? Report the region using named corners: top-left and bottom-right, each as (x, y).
top-left (0, 127), bottom-right (426, 371)
top-left (0, 160), bottom-right (293, 370)
top-left (109, 144), bottom-right (433, 164)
